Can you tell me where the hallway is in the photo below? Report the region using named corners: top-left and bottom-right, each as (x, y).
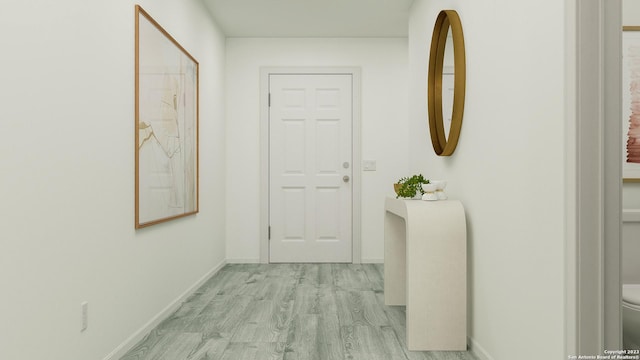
top-left (120, 264), bottom-right (478, 360)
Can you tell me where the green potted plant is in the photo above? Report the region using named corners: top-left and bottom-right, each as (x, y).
top-left (394, 174), bottom-right (430, 199)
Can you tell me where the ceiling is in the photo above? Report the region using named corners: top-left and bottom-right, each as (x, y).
top-left (201, 0), bottom-right (415, 38)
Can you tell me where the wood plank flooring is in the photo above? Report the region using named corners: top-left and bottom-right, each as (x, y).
top-left (120, 264), bottom-right (479, 360)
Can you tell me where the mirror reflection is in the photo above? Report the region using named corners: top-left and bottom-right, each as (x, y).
top-left (442, 31), bottom-right (455, 140)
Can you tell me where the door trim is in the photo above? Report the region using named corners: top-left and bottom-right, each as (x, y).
top-left (259, 67), bottom-right (362, 264)
top-left (566, 0), bottom-right (622, 355)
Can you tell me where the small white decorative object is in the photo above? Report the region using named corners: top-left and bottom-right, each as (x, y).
top-left (432, 180), bottom-right (448, 200)
top-left (421, 183), bottom-right (439, 201)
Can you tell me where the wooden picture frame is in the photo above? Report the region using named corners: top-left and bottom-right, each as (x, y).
top-left (623, 26), bottom-right (640, 182)
top-left (135, 5), bottom-right (199, 228)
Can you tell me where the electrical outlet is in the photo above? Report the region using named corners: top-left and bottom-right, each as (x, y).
top-left (81, 302), bottom-right (88, 332)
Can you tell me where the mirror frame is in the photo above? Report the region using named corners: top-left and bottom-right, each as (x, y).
top-left (427, 10), bottom-right (466, 156)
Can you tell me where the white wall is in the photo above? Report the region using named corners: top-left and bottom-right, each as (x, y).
top-left (623, 220), bottom-right (640, 284)
top-left (0, 1), bottom-right (226, 360)
top-left (225, 38), bottom-right (409, 263)
top-left (624, 0), bottom-right (640, 209)
top-left (623, 0), bottom-right (640, 292)
top-left (624, 0), bottom-right (640, 30)
top-left (408, 1), bottom-right (565, 359)
top-left (623, 0), bottom-right (640, 307)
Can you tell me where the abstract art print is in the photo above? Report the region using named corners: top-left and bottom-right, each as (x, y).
top-left (623, 27), bottom-right (640, 182)
top-left (135, 5), bottom-right (199, 228)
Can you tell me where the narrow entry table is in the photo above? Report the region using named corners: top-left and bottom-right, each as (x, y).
top-left (384, 197), bottom-right (467, 351)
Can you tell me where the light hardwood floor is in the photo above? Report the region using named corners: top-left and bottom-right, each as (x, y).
top-left (120, 264), bottom-right (479, 360)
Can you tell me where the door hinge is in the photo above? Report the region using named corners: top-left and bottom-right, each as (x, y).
top-left (268, 226), bottom-right (271, 240)
top-left (268, 93), bottom-right (271, 107)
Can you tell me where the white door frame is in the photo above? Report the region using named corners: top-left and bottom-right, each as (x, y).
top-left (259, 67), bottom-right (362, 264)
top-left (566, 0), bottom-right (622, 355)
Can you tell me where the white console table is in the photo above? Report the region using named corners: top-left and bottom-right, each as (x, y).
top-left (384, 197), bottom-right (467, 351)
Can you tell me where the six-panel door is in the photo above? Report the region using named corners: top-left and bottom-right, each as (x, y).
top-left (269, 74), bottom-right (353, 263)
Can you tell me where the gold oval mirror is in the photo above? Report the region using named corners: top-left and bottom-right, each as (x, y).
top-left (428, 10), bottom-right (466, 156)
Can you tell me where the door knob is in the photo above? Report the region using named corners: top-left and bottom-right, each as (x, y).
top-left (343, 175), bottom-right (350, 183)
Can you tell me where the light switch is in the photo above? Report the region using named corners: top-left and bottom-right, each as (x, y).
top-left (363, 160), bottom-right (377, 171)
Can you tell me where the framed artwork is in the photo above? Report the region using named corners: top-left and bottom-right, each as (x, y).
top-left (135, 5), bottom-right (199, 228)
top-left (623, 26), bottom-right (640, 182)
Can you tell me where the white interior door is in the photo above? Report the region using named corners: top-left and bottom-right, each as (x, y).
top-left (269, 74), bottom-right (353, 263)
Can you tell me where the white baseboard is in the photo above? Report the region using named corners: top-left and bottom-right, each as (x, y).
top-left (226, 258), bottom-right (382, 264)
top-left (102, 260), bottom-right (227, 360)
top-left (361, 258), bottom-right (384, 264)
top-left (226, 258), bottom-right (383, 264)
top-left (623, 209), bottom-right (640, 223)
top-left (226, 258), bottom-right (261, 264)
top-left (468, 336), bottom-right (495, 360)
